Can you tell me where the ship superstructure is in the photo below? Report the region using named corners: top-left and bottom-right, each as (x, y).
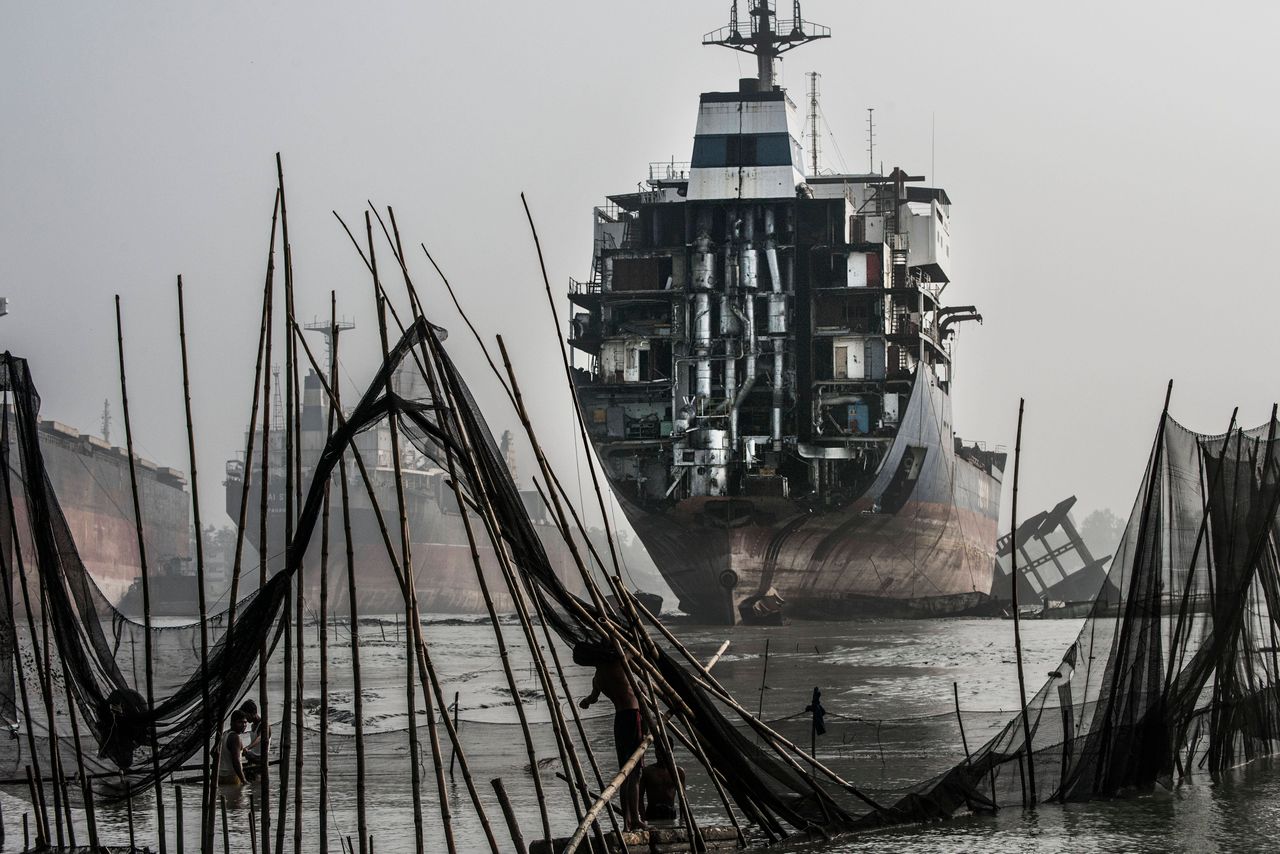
top-left (568, 2), bottom-right (1005, 623)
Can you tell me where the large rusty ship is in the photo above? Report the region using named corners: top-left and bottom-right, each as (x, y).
top-left (8, 413), bottom-right (192, 608)
top-left (567, 2), bottom-right (1005, 624)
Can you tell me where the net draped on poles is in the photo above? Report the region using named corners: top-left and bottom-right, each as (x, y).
top-left (882, 407), bottom-right (1280, 820)
top-left (6, 312), bottom-right (1280, 839)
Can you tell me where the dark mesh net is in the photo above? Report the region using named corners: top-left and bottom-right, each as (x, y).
top-left (8, 318), bottom-right (1280, 844)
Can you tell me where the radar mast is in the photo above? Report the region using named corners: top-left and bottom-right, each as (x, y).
top-left (703, 1), bottom-right (830, 89)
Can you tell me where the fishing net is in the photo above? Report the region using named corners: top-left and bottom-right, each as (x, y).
top-left (9, 306), bottom-right (1280, 846)
top-left (873, 408), bottom-right (1280, 822)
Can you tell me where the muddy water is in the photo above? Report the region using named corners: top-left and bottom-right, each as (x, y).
top-left (8, 615), bottom-right (1278, 852)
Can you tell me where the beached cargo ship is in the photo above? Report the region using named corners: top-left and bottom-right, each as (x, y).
top-left (566, 2), bottom-right (1005, 623)
top-left (11, 416), bottom-right (192, 607)
top-left (225, 360), bottom-right (585, 615)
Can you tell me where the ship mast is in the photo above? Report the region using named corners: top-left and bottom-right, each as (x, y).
top-left (703, 1), bottom-right (830, 89)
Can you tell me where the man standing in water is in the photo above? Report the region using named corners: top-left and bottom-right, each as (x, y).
top-left (218, 710), bottom-right (250, 785)
top-left (575, 642), bottom-right (644, 830)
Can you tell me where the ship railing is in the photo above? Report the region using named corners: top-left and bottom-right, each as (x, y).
top-left (649, 161), bottom-right (692, 183)
top-left (594, 202), bottom-right (621, 222)
top-left (569, 277), bottom-right (602, 295)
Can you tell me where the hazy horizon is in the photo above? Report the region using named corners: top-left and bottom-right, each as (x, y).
top-left (4, 1), bottom-right (1277, 548)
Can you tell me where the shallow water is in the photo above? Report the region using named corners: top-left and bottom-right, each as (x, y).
top-left (6, 614), bottom-right (1278, 852)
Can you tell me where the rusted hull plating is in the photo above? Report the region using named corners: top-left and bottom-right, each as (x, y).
top-left (603, 377), bottom-right (1003, 623)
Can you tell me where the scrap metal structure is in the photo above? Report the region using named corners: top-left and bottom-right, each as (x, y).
top-left (568, 1), bottom-right (1004, 623)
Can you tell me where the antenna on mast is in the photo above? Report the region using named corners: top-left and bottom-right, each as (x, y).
top-left (101, 398), bottom-right (111, 443)
top-left (704, 1), bottom-right (830, 90)
top-left (866, 107), bottom-right (876, 174)
top-left (304, 315), bottom-right (356, 379)
top-left (806, 71), bottom-right (821, 175)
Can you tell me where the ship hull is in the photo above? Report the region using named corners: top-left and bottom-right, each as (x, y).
top-left (598, 376), bottom-right (1002, 623)
top-left (226, 468), bottom-right (584, 616)
top-left (10, 421), bottom-right (191, 605)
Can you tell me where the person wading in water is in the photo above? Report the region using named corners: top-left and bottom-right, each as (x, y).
top-left (575, 642), bottom-right (644, 830)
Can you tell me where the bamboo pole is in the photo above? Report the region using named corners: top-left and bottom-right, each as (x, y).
top-left (175, 785), bottom-right (184, 853)
top-left (490, 778), bottom-right (526, 854)
top-left (509, 202), bottom-right (705, 840)
top-left (377, 208), bottom-right (516, 853)
top-left (333, 327), bottom-right (369, 854)
top-left (319, 291), bottom-right (337, 854)
top-left (257, 233), bottom-right (276, 854)
top-left (176, 274), bottom-right (214, 847)
top-left (525, 578), bottom-right (630, 848)
top-left (290, 318), bottom-right (466, 850)
top-left (283, 155), bottom-right (307, 854)
top-left (366, 214), bottom-right (435, 854)
top-left (114, 294), bottom-right (166, 853)
top-left (492, 335), bottom-right (707, 840)
top-left (376, 212), bottom-right (590, 831)
top-left (1009, 398), bottom-right (1035, 806)
top-left (392, 312), bottom-right (595, 841)
top-left (39, 584), bottom-right (67, 851)
top-left (563, 643), bottom-right (730, 854)
top-left (220, 795), bottom-right (229, 854)
top-left (407, 333), bottom-right (555, 846)
top-left (953, 682), bottom-right (971, 763)
top-left (325, 255), bottom-right (503, 851)
top-left (0, 411), bottom-right (51, 847)
top-left (209, 195), bottom-right (276, 852)
top-left (24, 768), bottom-right (42, 849)
top-left (276, 153), bottom-right (297, 854)
top-left (360, 217), bottom-right (504, 845)
top-left (250, 795), bottom-right (260, 854)
top-left (289, 313), bottom-right (513, 853)
top-left (54, 620), bottom-right (99, 849)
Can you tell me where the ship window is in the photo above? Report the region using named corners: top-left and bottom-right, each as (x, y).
top-left (692, 133), bottom-right (794, 168)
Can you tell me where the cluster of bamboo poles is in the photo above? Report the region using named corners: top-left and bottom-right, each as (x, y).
top-left (2, 159), bottom-right (870, 853)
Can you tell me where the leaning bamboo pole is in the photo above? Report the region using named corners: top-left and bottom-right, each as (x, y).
top-left (176, 274), bottom-right (214, 849)
top-left (293, 319), bottom-right (500, 854)
top-left (283, 157), bottom-right (307, 854)
top-left (0, 408), bottom-right (51, 847)
top-left (512, 201), bottom-right (703, 838)
top-left (257, 244), bottom-right (276, 854)
top-left (563, 643), bottom-right (730, 854)
top-left (275, 152), bottom-right (296, 854)
top-left (318, 290), bottom-right (337, 854)
top-left (365, 214), bottom-right (436, 854)
top-left (114, 295), bottom-right (167, 854)
top-left (41, 586), bottom-right (74, 847)
top-left (493, 335), bottom-right (705, 845)
top-left (1008, 398), bottom-right (1035, 806)
top-left (209, 194), bottom-right (276, 851)
top-left (380, 210), bottom-right (508, 853)
top-left (333, 347), bottom-right (369, 854)
top-left (14, 497), bottom-right (63, 849)
top-left (373, 212), bottom-right (596, 844)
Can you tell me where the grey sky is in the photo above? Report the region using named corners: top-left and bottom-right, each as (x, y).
top-left (2, 1), bottom-right (1277, 540)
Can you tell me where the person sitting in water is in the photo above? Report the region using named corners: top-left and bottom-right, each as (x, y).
top-left (575, 642), bottom-right (644, 831)
top-left (218, 711), bottom-right (249, 785)
top-left (641, 745), bottom-right (685, 823)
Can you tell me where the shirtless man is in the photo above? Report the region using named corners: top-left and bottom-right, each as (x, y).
top-left (575, 642), bottom-right (644, 831)
top-left (640, 751), bottom-right (685, 823)
top-left (218, 711), bottom-right (250, 785)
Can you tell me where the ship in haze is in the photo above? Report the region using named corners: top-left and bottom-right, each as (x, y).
top-left (225, 340), bottom-right (585, 615)
top-left (10, 414), bottom-right (192, 609)
top-left (566, 2), bottom-right (1005, 624)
